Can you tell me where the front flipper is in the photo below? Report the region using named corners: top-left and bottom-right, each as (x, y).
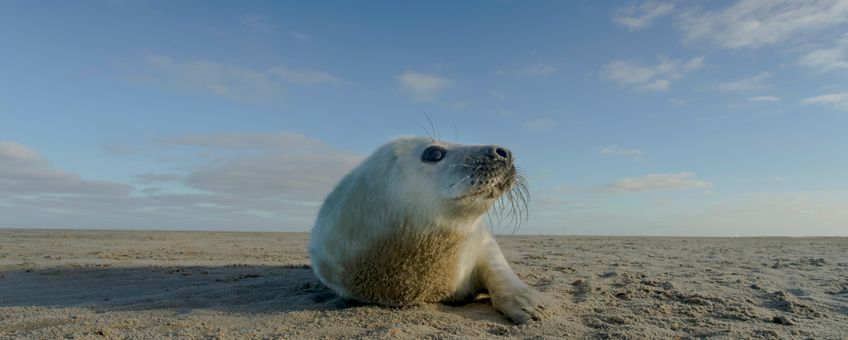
top-left (475, 237), bottom-right (546, 324)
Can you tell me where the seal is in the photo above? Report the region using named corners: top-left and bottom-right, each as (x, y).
top-left (308, 136), bottom-right (544, 323)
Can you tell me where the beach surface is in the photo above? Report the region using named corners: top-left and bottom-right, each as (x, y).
top-left (0, 229), bottom-right (846, 339)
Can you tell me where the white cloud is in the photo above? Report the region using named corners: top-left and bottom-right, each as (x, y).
top-left (134, 53), bottom-right (341, 100)
top-left (802, 92), bottom-right (848, 111)
top-left (136, 53), bottom-right (286, 101)
top-left (601, 145), bottom-right (643, 158)
top-left (519, 64), bottom-right (557, 76)
top-left (133, 172), bottom-right (182, 184)
top-left (240, 14), bottom-right (275, 35)
top-left (799, 35), bottom-right (848, 73)
top-left (268, 66), bottom-right (340, 85)
top-left (602, 56), bottom-right (704, 92)
top-left (749, 95), bottom-right (781, 102)
top-left (603, 172), bottom-right (712, 192)
top-left (524, 118), bottom-right (556, 131)
top-left (397, 70), bottom-right (455, 98)
top-left (716, 72), bottom-right (771, 92)
top-left (0, 141), bottom-right (41, 163)
top-left (163, 132), bottom-right (328, 151)
top-left (291, 30), bottom-right (313, 42)
top-left (614, 2), bottom-right (674, 30)
top-left (672, 191), bottom-right (848, 236)
top-left (0, 141), bottom-right (132, 197)
top-left (680, 0), bottom-right (848, 49)
top-left (0, 134), bottom-right (364, 230)
top-left (164, 132), bottom-right (362, 201)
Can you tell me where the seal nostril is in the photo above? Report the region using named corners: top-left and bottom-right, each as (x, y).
top-left (495, 147), bottom-right (510, 160)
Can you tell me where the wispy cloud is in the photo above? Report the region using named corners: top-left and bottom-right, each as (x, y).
top-left (397, 70), bottom-right (455, 98)
top-left (291, 30), bottom-right (313, 42)
top-left (716, 72), bottom-right (771, 92)
top-left (0, 141), bottom-right (132, 197)
top-left (524, 119), bottom-right (556, 131)
top-left (679, 0), bottom-right (848, 49)
top-left (133, 53), bottom-right (341, 100)
top-left (133, 172), bottom-right (183, 184)
top-left (519, 64), bottom-right (558, 76)
top-left (165, 132), bottom-right (362, 201)
top-left (240, 14), bottom-right (275, 35)
top-left (268, 66), bottom-right (340, 85)
top-left (802, 92), bottom-right (848, 111)
top-left (162, 132), bottom-right (329, 151)
top-left (614, 2), bottom-right (674, 30)
top-left (0, 134), bottom-right (363, 230)
top-left (602, 172), bottom-right (712, 192)
top-left (749, 95), bottom-right (781, 102)
top-left (135, 53), bottom-right (286, 101)
top-left (672, 191), bottom-right (848, 235)
top-left (602, 56), bottom-right (704, 92)
top-left (799, 35), bottom-right (848, 73)
top-left (601, 145), bottom-right (643, 158)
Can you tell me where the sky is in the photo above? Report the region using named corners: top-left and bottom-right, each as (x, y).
top-left (1, 0), bottom-right (847, 236)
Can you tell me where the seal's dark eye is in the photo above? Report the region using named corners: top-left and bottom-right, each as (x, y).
top-left (421, 146), bottom-right (446, 163)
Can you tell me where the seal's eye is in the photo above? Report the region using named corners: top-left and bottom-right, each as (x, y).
top-left (421, 146), bottom-right (447, 163)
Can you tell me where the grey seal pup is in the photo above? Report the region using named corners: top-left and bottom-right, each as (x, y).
top-left (309, 137), bottom-right (544, 323)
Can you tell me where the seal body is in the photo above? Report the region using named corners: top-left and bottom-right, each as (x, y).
top-left (309, 137), bottom-right (544, 323)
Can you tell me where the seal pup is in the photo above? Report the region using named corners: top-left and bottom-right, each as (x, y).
top-left (309, 137), bottom-right (544, 323)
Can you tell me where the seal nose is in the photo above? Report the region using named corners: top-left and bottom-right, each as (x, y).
top-left (487, 146), bottom-right (512, 162)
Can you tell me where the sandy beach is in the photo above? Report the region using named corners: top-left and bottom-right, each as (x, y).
top-left (0, 229), bottom-right (845, 339)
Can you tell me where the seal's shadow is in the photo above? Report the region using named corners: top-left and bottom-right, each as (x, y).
top-left (0, 264), bottom-right (347, 313)
top-left (1, 264), bottom-right (513, 322)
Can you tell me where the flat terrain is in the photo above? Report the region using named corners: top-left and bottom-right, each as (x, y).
top-left (0, 230), bottom-right (846, 339)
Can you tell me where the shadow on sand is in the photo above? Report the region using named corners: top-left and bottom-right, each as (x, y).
top-left (0, 264), bottom-right (347, 313)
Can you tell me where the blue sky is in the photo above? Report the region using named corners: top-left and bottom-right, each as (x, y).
top-left (2, 1), bottom-right (847, 236)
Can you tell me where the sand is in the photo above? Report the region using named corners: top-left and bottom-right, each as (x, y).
top-left (0, 229), bottom-right (846, 339)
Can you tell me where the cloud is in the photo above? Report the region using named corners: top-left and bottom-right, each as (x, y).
top-left (716, 72), bottom-right (771, 92)
top-left (614, 2), bottom-right (674, 30)
top-left (0, 141), bottom-right (133, 197)
top-left (602, 172), bottom-right (712, 192)
top-left (519, 64), bottom-right (558, 76)
top-left (268, 66), bottom-right (340, 85)
top-left (802, 92), bottom-right (848, 111)
top-left (164, 132), bottom-right (362, 201)
top-left (679, 0), bottom-right (848, 49)
top-left (163, 132), bottom-right (328, 151)
top-left (240, 14), bottom-right (275, 35)
top-left (291, 30), bottom-right (313, 42)
top-left (134, 53), bottom-right (342, 100)
top-left (671, 191), bottom-right (848, 236)
top-left (133, 172), bottom-right (182, 184)
top-left (799, 35), bottom-right (848, 73)
top-left (749, 95), bottom-right (781, 102)
top-left (524, 119), bottom-right (556, 131)
top-left (397, 70), bottom-right (455, 98)
top-left (1, 134), bottom-right (363, 230)
top-left (601, 145), bottom-right (643, 158)
top-left (136, 53), bottom-right (286, 101)
top-left (602, 56), bottom-right (704, 92)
